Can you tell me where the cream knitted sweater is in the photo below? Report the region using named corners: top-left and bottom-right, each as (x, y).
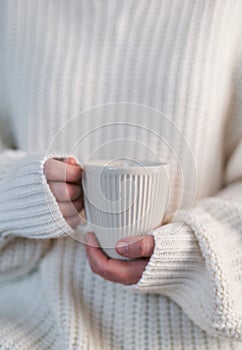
top-left (0, 1), bottom-right (242, 349)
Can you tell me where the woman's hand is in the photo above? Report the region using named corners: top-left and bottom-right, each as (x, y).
top-left (44, 157), bottom-right (83, 228)
top-left (85, 232), bottom-right (155, 285)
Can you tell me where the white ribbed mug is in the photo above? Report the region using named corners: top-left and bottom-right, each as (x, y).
top-left (78, 159), bottom-right (170, 259)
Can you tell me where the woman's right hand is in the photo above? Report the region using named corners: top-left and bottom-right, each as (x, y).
top-left (44, 157), bottom-right (83, 228)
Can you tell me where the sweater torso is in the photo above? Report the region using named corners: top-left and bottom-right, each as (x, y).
top-left (0, 1), bottom-right (242, 349)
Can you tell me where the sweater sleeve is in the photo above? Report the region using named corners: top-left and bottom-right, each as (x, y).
top-left (129, 49), bottom-right (242, 341)
top-left (0, 150), bottom-right (75, 240)
top-left (0, 149), bottom-right (75, 282)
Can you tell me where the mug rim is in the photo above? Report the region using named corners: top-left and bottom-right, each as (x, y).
top-left (84, 159), bottom-right (170, 174)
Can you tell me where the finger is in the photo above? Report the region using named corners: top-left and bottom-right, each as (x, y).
top-left (115, 235), bottom-right (155, 258)
top-left (58, 199), bottom-right (83, 217)
top-left (59, 158), bottom-right (84, 205)
top-left (44, 158), bottom-right (83, 183)
top-left (66, 215), bottom-right (80, 229)
top-left (48, 181), bottom-right (82, 201)
top-left (62, 157), bottom-right (79, 166)
top-left (85, 232), bottom-right (148, 285)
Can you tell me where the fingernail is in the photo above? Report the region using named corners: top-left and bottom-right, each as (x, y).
top-left (116, 241), bottom-right (128, 254)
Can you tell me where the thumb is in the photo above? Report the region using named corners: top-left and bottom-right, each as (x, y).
top-left (116, 235), bottom-right (155, 258)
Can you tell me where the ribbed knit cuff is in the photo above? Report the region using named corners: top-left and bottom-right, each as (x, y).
top-left (0, 151), bottom-right (75, 239)
top-left (129, 222), bottom-right (205, 294)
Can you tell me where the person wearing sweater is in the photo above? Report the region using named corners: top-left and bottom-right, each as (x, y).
top-left (0, 1), bottom-right (242, 349)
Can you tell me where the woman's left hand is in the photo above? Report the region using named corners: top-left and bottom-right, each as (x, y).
top-left (85, 232), bottom-right (155, 285)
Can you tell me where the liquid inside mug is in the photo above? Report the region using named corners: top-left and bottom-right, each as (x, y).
top-left (76, 159), bottom-right (170, 259)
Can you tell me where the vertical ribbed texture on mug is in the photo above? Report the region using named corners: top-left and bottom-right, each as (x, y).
top-left (83, 166), bottom-right (169, 259)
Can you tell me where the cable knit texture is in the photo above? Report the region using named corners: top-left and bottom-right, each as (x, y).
top-left (0, 1), bottom-right (242, 349)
